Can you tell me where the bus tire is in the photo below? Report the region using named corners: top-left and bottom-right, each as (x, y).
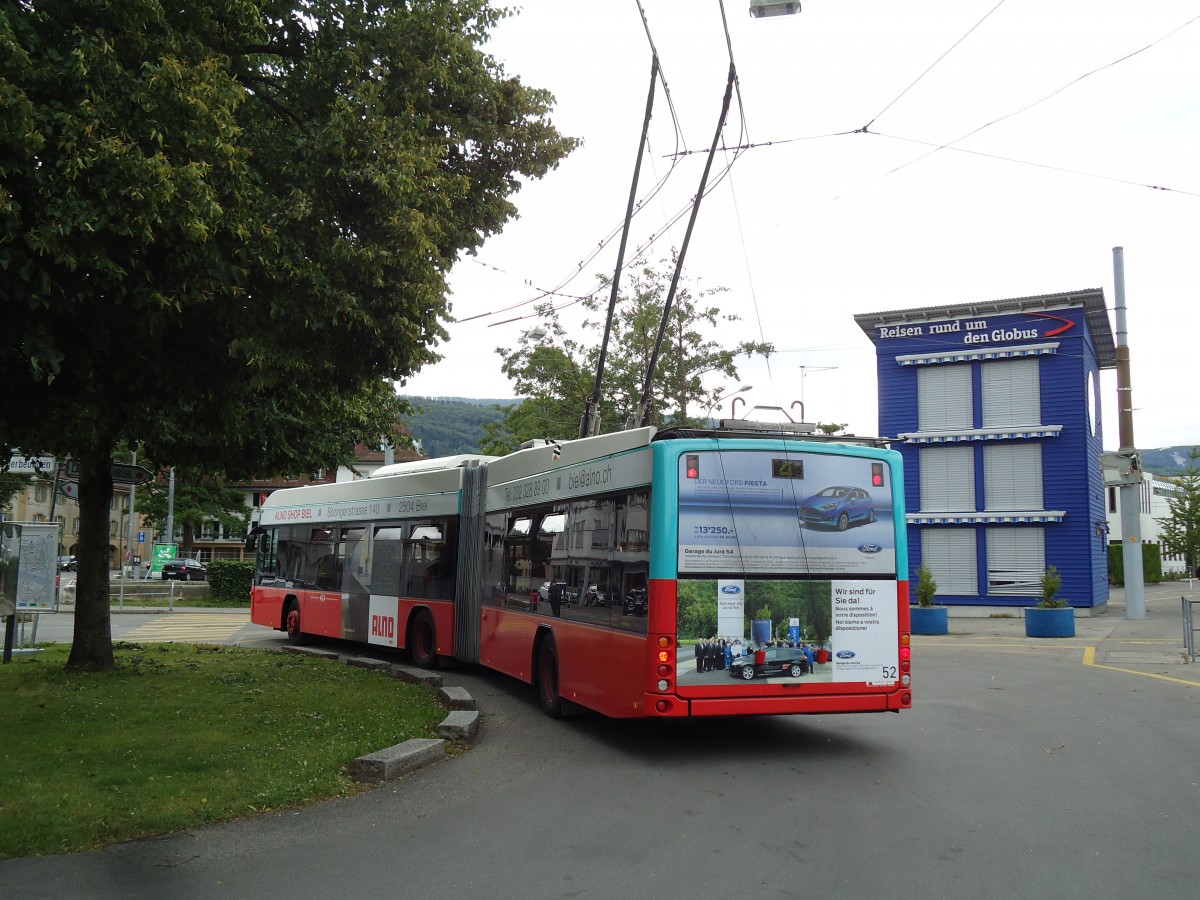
top-left (409, 609), bottom-right (438, 669)
top-left (537, 635), bottom-right (563, 719)
top-left (284, 599), bottom-right (306, 645)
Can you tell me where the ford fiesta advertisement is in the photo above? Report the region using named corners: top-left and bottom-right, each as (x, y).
top-left (677, 449), bottom-right (896, 577)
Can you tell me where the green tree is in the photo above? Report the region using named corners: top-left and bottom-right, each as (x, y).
top-left (0, 0), bottom-right (575, 669)
top-left (482, 257), bottom-right (773, 453)
top-left (138, 469), bottom-right (250, 556)
top-left (1158, 447), bottom-right (1200, 576)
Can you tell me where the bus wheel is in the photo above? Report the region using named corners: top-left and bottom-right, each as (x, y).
top-left (537, 637), bottom-right (563, 718)
top-left (284, 600), bottom-right (306, 645)
top-left (410, 609), bottom-right (438, 669)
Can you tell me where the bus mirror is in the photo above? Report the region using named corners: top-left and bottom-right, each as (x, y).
top-left (245, 526), bottom-right (264, 552)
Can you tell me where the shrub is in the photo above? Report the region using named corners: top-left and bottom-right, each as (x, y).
top-left (207, 560), bottom-right (254, 604)
top-left (1039, 566), bottom-right (1066, 609)
top-left (915, 565), bottom-right (938, 607)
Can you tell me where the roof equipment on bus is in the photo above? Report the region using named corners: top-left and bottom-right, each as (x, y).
top-left (370, 454), bottom-right (496, 478)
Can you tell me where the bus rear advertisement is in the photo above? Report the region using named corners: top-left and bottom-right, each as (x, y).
top-left (249, 424), bottom-right (911, 718)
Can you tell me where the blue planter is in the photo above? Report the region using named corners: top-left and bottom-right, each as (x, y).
top-left (910, 605), bottom-right (948, 635)
top-left (1024, 606), bottom-right (1075, 638)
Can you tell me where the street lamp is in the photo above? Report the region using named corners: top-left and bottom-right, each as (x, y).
top-left (797, 365), bottom-right (837, 418)
top-left (750, 1), bottom-right (800, 17)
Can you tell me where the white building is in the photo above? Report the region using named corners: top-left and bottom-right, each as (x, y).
top-left (1105, 471), bottom-right (1186, 575)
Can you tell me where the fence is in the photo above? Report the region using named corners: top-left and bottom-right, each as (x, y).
top-left (1184, 597), bottom-right (1199, 663)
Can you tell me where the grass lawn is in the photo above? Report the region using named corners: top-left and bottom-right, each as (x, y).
top-left (0, 643), bottom-right (448, 859)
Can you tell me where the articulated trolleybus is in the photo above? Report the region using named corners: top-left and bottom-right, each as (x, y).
top-left (250, 423), bottom-right (912, 718)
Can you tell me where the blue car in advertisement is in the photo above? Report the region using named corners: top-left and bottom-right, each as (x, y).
top-left (799, 485), bottom-right (874, 531)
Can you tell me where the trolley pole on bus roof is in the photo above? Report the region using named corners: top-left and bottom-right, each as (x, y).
top-left (581, 55), bottom-right (658, 439)
top-left (1113, 247), bottom-right (1145, 620)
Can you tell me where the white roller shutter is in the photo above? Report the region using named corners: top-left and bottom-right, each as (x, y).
top-left (984, 443), bottom-right (1043, 510)
top-left (982, 358), bottom-right (1040, 427)
top-left (918, 364), bottom-right (972, 431)
top-left (986, 527), bottom-right (1045, 596)
top-left (919, 445), bottom-right (976, 512)
top-left (921, 529), bottom-right (978, 595)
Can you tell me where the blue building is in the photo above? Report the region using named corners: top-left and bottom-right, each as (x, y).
top-left (854, 290), bottom-right (1116, 612)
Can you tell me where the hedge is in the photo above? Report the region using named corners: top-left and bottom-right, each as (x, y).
top-left (1107, 542), bottom-right (1163, 585)
top-left (206, 560), bottom-right (255, 603)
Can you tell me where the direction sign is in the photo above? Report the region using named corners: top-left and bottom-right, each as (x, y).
top-left (4, 454), bottom-right (56, 474)
top-left (63, 460), bottom-right (155, 485)
top-left (111, 463), bottom-right (154, 485)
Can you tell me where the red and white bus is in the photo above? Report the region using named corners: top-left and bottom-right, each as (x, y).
top-left (250, 424), bottom-right (911, 718)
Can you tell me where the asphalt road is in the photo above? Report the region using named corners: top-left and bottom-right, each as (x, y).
top-left (4, 592), bottom-right (1199, 899)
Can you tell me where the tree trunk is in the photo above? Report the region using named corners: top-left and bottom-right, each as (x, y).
top-left (67, 448), bottom-right (115, 671)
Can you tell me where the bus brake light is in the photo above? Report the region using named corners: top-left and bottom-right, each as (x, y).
top-left (871, 462), bottom-right (885, 487)
top-left (685, 454), bottom-right (700, 479)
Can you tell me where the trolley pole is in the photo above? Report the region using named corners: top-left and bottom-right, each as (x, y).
top-left (1113, 247), bottom-right (1145, 619)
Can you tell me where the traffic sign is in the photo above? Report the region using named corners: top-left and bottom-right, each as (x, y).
top-left (112, 464), bottom-right (154, 485)
top-left (58, 480), bottom-right (79, 500)
top-left (63, 460), bottom-right (154, 485)
top-left (4, 454), bottom-right (55, 474)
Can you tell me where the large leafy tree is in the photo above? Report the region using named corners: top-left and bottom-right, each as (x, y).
top-left (482, 258), bottom-right (773, 454)
top-left (0, 0), bottom-right (576, 669)
top-left (1158, 447), bottom-right (1200, 576)
top-left (137, 469), bottom-right (250, 557)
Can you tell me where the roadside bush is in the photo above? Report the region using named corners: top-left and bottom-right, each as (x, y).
top-left (207, 560), bottom-right (254, 603)
top-left (1107, 542), bottom-right (1163, 585)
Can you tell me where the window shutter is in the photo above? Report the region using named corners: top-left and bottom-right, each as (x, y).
top-left (921, 529), bottom-right (977, 595)
top-left (982, 358), bottom-right (1040, 427)
top-left (918, 364), bottom-right (972, 430)
top-left (920, 445), bottom-right (976, 511)
top-left (984, 444), bottom-right (1043, 510)
top-left (986, 527), bottom-right (1045, 595)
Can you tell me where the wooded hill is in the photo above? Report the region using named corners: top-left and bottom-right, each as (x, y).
top-left (400, 397), bottom-right (514, 457)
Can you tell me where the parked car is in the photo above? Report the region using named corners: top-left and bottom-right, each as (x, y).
top-left (728, 647), bottom-right (809, 681)
top-left (583, 585), bottom-right (609, 606)
top-left (799, 485), bottom-right (874, 531)
top-left (161, 558), bottom-right (207, 581)
top-left (58, 555), bottom-right (76, 571)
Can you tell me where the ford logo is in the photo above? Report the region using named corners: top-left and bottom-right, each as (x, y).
top-left (836, 650), bottom-right (856, 659)
top-left (720, 585), bottom-right (742, 595)
top-left (857, 543), bottom-right (882, 554)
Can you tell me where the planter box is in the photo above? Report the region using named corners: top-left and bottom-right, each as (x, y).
top-left (1024, 606), bottom-right (1075, 638)
top-left (910, 606), bottom-right (948, 635)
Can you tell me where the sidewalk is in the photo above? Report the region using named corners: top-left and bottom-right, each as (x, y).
top-left (927, 581), bottom-right (1200, 671)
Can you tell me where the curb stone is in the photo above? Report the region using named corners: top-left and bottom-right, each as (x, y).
top-left (279, 647), bottom-right (481, 783)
